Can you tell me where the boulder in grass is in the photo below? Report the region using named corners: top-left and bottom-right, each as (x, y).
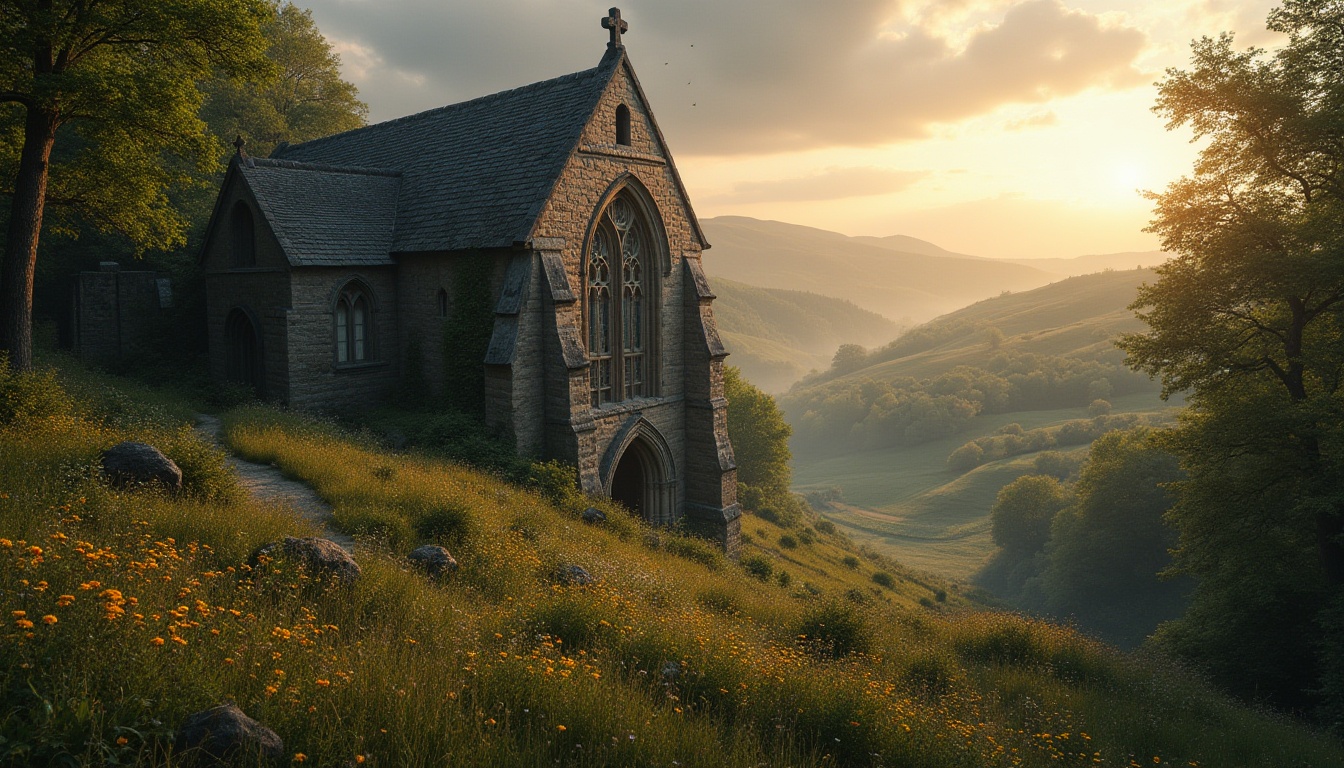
top-left (174, 702), bottom-right (283, 765)
top-left (580, 506), bottom-right (607, 524)
top-left (552, 564), bottom-right (594, 586)
top-left (251, 536), bottom-right (361, 586)
top-left (407, 544), bottom-right (458, 578)
top-left (100, 441), bottom-right (183, 492)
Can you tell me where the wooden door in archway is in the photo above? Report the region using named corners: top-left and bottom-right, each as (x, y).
top-left (224, 308), bottom-right (263, 396)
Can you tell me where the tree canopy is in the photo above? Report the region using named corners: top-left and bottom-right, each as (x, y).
top-left (1041, 428), bottom-right (1186, 648)
top-left (1119, 0), bottom-right (1344, 717)
top-left (723, 366), bottom-right (794, 516)
top-left (201, 2), bottom-right (367, 158)
top-left (0, 0), bottom-right (274, 370)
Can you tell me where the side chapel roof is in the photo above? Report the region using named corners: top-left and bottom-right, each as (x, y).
top-left (236, 158), bottom-right (402, 266)
top-left (265, 50), bottom-right (620, 254)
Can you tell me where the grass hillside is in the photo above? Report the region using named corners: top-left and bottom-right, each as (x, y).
top-left (700, 216), bottom-right (1057, 322)
top-left (711, 278), bottom-right (901, 393)
top-left (2, 358), bottom-right (1340, 766)
top-left (819, 269), bottom-right (1158, 385)
top-left (783, 270), bottom-right (1173, 578)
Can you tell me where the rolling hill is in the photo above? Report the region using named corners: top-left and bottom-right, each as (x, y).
top-left (782, 269), bottom-right (1174, 578)
top-left (710, 278), bottom-right (901, 392)
top-left (700, 216), bottom-right (1169, 323)
top-left (700, 216), bottom-right (1057, 322)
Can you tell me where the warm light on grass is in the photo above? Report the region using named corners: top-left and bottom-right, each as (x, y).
top-left (0, 360), bottom-right (1339, 766)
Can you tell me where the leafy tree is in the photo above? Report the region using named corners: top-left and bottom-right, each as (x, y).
top-left (1041, 428), bottom-right (1187, 648)
top-left (829, 343), bottom-right (867, 375)
top-left (946, 441), bottom-right (984, 473)
top-left (201, 2), bottom-right (367, 158)
top-left (723, 366), bottom-right (793, 510)
top-left (1032, 450), bottom-right (1077, 480)
top-left (1119, 0), bottom-right (1344, 714)
top-left (990, 475), bottom-right (1069, 556)
top-left (0, 0), bottom-right (274, 370)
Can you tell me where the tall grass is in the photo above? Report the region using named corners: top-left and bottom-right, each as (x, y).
top-left (1, 361), bottom-right (1341, 766)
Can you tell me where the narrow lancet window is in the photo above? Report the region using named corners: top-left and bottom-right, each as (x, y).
top-left (335, 283), bottom-right (373, 364)
top-left (616, 104), bottom-right (632, 146)
top-left (230, 202), bottom-right (256, 267)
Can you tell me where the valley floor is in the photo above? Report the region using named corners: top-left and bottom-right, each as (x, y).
top-left (792, 393), bottom-right (1181, 579)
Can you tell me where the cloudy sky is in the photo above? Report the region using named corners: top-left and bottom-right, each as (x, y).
top-left (298, 0), bottom-right (1282, 258)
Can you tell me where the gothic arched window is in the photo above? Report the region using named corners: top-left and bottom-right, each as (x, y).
top-left (587, 194), bottom-right (655, 406)
top-left (334, 283), bottom-right (372, 364)
top-left (230, 202), bottom-right (256, 268)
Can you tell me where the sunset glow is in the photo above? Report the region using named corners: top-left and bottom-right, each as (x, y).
top-left (302, 0), bottom-right (1280, 256)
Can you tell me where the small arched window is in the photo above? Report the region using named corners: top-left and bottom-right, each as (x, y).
top-left (437, 288), bottom-right (449, 318)
top-left (230, 202), bottom-right (256, 268)
top-left (615, 104), bottom-right (632, 146)
top-left (334, 283), bottom-right (372, 364)
top-left (587, 193), bottom-right (656, 406)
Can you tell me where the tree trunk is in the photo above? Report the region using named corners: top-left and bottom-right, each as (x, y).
top-left (0, 105), bottom-right (58, 372)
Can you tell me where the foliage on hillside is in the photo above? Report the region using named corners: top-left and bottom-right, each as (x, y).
top-left (712, 280), bottom-right (900, 392)
top-left (723, 367), bottom-right (801, 525)
top-left (2, 360), bottom-right (1340, 765)
top-left (785, 350), bottom-right (1153, 457)
top-left (976, 428), bottom-right (1190, 650)
top-left (780, 271), bottom-right (1164, 459)
top-left (1115, 1), bottom-right (1344, 720)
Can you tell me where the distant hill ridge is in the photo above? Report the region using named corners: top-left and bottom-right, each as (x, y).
top-left (711, 278), bottom-right (900, 392)
top-left (700, 216), bottom-right (1168, 324)
top-left (798, 267), bottom-right (1159, 389)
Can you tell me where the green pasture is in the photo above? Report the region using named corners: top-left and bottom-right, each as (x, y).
top-left (793, 393), bottom-right (1181, 578)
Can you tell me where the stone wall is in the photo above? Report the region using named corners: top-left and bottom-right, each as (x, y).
top-left (526, 57), bottom-right (739, 554)
top-left (73, 264), bottom-right (166, 366)
top-left (286, 267), bottom-right (399, 410)
top-left (201, 178), bottom-right (293, 399)
top-left (394, 253), bottom-right (459, 401)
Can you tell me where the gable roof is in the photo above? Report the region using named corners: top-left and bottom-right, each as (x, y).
top-left (272, 51), bottom-right (620, 254)
top-left (237, 158), bottom-right (402, 266)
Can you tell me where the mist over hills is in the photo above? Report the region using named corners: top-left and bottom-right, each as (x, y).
top-left (711, 278), bottom-right (901, 392)
top-left (783, 268), bottom-right (1172, 578)
top-left (805, 267), bottom-right (1159, 387)
top-left (700, 216), bottom-right (1168, 324)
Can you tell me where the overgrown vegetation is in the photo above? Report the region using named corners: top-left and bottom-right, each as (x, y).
top-left (785, 349), bottom-right (1154, 457)
top-left (1113, 0), bottom-right (1344, 720)
top-left (976, 428), bottom-right (1190, 650)
top-left (3, 359), bottom-right (1340, 765)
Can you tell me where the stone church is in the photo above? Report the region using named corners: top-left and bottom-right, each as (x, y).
top-left (199, 10), bottom-right (740, 552)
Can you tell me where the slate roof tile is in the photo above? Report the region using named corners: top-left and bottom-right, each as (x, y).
top-left (271, 54), bottom-right (618, 254)
top-left (240, 159), bottom-right (401, 267)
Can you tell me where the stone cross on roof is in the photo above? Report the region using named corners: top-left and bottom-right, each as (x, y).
top-left (602, 7), bottom-right (628, 49)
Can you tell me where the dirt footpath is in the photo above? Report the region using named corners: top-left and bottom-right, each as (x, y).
top-left (193, 414), bottom-right (355, 551)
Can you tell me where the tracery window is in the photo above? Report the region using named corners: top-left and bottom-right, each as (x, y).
top-left (334, 283), bottom-right (372, 364)
top-left (588, 194), bottom-right (654, 406)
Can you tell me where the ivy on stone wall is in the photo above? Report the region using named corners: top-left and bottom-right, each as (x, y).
top-left (441, 251), bottom-right (495, 414)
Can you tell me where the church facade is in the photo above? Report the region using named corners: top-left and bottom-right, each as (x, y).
top-left (198, 11), bottom-right (740, 553)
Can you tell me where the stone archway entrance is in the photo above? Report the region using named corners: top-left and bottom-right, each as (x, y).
top-left (224, 308), bottom-right (263, 396)
top-left (609, 435), bottom-right (674, 525)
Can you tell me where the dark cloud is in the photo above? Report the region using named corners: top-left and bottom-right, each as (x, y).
top-left (703, 167), bottom-right (929, 204)
top-left (304, 0), bottom-right (1147, 155)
